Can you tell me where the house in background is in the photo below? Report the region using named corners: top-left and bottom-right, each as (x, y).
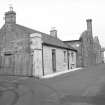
top-left (64, 19), bottom-right (103, 67)
top-left (0, 8), bottom-right (77, 77)
top-left (93, 36), bottom-right (102, 64)
top-left (101, 47), bottom-right (105, 63)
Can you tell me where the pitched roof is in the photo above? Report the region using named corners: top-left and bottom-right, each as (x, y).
top-left (14, 24), bottom-right (76, 51)
top-left (79, 30), bottom-right (88, 40)
top-left (63, 40), bottom-right (80, 43)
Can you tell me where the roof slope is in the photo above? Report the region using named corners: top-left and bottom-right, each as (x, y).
top-left (14, 24), bottom-right (76, 51)
top-left (63, 40), bottom-right (80, 43)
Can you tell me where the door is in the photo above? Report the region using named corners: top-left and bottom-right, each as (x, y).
top-left (67, 52), bottom-right (70, 70)
top-left (52, 49), bottom-right (56, 72)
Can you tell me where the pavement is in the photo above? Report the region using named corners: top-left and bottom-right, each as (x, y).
top-left (0, 64), bottom-right (105, 105)
top-left (42, 67), bottom-right (82, 79)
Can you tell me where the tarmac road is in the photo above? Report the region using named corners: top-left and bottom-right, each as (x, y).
top-left (0, 64), bottom-right (105, 105)
top-left (0, 79), bottom-right (60, 105)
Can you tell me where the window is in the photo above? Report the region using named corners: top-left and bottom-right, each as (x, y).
top-left (64, 51), bottom-right (66, 63)
top-left (87, 38), bottom-right (92, 44)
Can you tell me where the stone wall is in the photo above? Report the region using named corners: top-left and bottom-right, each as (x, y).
top-left (64, 41), bottom-right (82, 67)
top-left (0, 24), bottom-right (32, 76)
top-left (81, 31), bottom-right (95, 67)
top-left (93, 36), bottom-right (102, 64)
top-left (43, 46), bottom-right (67, 75)
top-left (30, 33), bottom-right (43, 77)
top-left (43, 45), bottom-right (76, 75)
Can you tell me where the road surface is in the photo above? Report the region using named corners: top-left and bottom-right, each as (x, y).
top-left (0, 64), bottom-right (105, 105)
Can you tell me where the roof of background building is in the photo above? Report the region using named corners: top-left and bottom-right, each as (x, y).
top-left (11, 24), bottom-right (77, 51)
top-left (79, 30), bottom-right (88, 40)
top-left (63, 40), bottom-right (80, 43)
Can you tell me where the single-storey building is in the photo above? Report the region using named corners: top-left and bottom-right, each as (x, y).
top-left (0, 8), bottom-right (77, 77)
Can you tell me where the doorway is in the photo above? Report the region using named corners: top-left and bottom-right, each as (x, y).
top-left (52, 49), bottom-right (56, 72)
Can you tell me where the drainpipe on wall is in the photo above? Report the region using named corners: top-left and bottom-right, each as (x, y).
top-left (42, 44), bottom-right (44, 76)
top-left (67, 50), bottom-right (70, 70)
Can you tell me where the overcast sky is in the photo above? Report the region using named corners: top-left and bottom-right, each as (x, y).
top-left (0, 0), bottom-right (105, 47)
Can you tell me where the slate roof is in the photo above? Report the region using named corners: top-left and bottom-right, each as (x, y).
top-left (63, 40), bottom-right (80, 43)
top-left (14, 24), bottom-right (77, 51)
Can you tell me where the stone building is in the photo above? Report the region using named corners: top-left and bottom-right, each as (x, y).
top-left (64, 19), bottom-right (103, 67)
top-left (93, 36), bottom-right (102, 64)
top-left (0, 8), bottom-right (77, 77)
top-left (100, 48), bottom-right (105, 63)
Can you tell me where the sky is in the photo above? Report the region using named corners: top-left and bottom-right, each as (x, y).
top-left (0, 0), bottom-right (105, 47)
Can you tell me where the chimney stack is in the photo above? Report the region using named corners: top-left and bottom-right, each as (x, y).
top-left (5, 6), bottom-right (16, 24)
top-left (86, 19), bottom-right (92, 33)
top-left (50, 27), bottom-right (57, 38)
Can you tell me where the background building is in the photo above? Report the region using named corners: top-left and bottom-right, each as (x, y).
top-left (93, 36), bottom-right (102, 64)
top-left (64, 19), bottom-right (103, 67)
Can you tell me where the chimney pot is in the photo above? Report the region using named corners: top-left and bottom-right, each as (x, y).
top-left (50, 27), bottom-right (57, 38)
top-left (86, 19), bottom-right (92, 32)
top-left (5, 7), bottom-right (16, 24)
